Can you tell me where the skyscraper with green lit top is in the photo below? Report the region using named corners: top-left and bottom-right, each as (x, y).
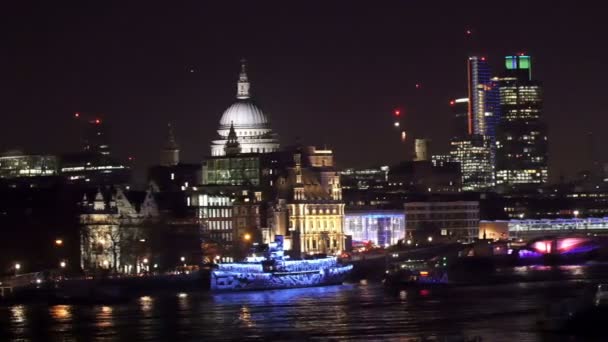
top-left (494, 55), bottom-right (548, 191)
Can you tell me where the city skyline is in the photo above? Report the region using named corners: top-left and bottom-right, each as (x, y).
top-left (1, 1), bottom-right (605, 181)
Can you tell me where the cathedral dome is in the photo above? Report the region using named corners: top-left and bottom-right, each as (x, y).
top-left (210, 59), bottom-right (280, 156)
top-left (219, 100), bottom-right (268, 129)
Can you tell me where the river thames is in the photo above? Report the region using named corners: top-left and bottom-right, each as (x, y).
top-left (1, 265), bottom-right (608, 341)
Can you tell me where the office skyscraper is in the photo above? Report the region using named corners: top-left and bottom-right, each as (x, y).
top-left (494, 55), bottom-right (548, 189)
top-left (450, 135), bottom-right (494, 192)
top-left (83, 118), bottom-right (111, 155)
top-left (467, 56), bottom-right (500, 140)
top-left (450, 98), bottom-right (469, 139)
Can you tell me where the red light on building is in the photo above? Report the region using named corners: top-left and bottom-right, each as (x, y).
top-left (94, 119), bottom-right (101, 124)
top-left (466, 29), bottom-right (472, 35)
top-left (481, 56), bottom-right (486, 61)
top-left (128, 156), bottom-right (134, 161)
top-left (415, 83), bottom-right (420, 89)
top-left (394, 109), bottom-right (401, 116)
top-left (449, 100), bottom-right (455, 106)
top-left (74, 112), bottom-right (80, 118)
top-left (419, 289), bottom-right (430, 296)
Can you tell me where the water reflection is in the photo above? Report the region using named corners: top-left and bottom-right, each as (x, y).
top-left (96, 306), bottom-right (114, 329)
top-left (50, 305), bottom-right (72, 321)
top-left (3, 265), bottom-right (608, 341)
top-left (139, 296), bottom-right (154, 313)
top-left (10, 305), bottom-right (26, 324)
top-left (238, 306), bottom-right (253, 328)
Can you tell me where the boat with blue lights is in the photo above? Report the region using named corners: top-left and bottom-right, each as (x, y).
top-left (210, 236), bottom-right (353, 291)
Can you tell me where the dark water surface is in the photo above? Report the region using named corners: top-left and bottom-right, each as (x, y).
top-left (2, 265), bottom-right (608, 341)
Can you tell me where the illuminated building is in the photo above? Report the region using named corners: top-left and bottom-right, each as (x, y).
top-left (0, 150), bottom-right (58, 178)
top-left (210, 60), bottom-right (279, 156)
top-left (344, 210), bottom-right (405, 247)
top-left (449, 97), bottom-right (469, 137)
top-left (494, 55), bottom-right (548, 189)
top-left (79, 187), bottom-right (159, 273)
top-left (61, 118), bottom-right (131, 186)
top-left (450, 135), bottom-right (494, 191)
top-left (188, 188), bottom-right (244, 252)
top-left (267, 146), bottom-right (346, 256)
top-left (414, 139), bottom-right (430, 161)
top-left (340, 166), bottom-right (389, 190)
top-left (404, 201), bottom-right (479, 242)
top-left (467, 56), bottom-right (500, 139)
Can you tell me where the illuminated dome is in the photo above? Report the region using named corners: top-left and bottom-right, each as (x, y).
top-left (219, 100), bottom-right (268, 129)
top-left (210, 60), bottom-right (279, 156)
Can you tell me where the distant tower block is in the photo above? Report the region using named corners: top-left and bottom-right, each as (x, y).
top-left (160, 123), bottom-right (180, 166)
top-left (414, 139), bottom-right (430, 161)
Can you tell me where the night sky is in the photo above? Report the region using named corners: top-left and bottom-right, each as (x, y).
top-left (1, 1), bottom-right (605, 183)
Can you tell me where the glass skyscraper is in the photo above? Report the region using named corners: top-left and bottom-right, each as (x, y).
top-left (467, 56), bottom-right (500, 141)
top-left (494, 55), bottom-right (548, 189)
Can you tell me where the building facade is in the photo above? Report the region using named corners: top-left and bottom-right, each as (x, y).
top-left (404, 201), bottom-right (479, 242)
top-left (0, 150), bottom-right (58, 178)
top-left (450, 135), bottom-right (494, 191)
top-left (267, 147), bottom-right (346, 256)
top-left (344, 210), bottom-right (405, 247)
top-left (79, 187), bottom-right (159, 273)
top-left (495, 55), bottom-right (548, 189)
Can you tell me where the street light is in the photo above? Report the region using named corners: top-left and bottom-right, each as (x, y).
top-left (427, 236), bottom-right (433, 243)
top-left (15, 263), bottom-right (21, 271)
top-left (55, 239), bottom-right (63, 246)
top-left (143, 258), bottom-right (149, 264)
top-left (180, 256), bottom-right (185, 262)
top-left (244, 233), bottom-right (251, 241)
top-left (60, 261), bottom-right (66, 268)
top-left (406, 239), bottom-right (412, 245)
top-left (574, 210), bottom-right (581, 231)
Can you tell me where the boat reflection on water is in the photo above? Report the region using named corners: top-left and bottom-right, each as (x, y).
top-left (212, 283), bottom-right (356, 304)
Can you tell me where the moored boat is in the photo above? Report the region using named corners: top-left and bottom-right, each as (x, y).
top-left (384, 259), bottom-right (448, 288)
top-left (210, 236), bottom-right (353, 291)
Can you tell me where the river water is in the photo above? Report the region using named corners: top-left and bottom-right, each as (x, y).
top-left (1, 265), bottom-right (608, 341)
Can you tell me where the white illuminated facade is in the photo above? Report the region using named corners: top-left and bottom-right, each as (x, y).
top-left (344, 210), bottom-right (405, 247)
top-left (0, 151), bottom-right (57, 178)
top-left (210, 61), bottom-right (279, 156)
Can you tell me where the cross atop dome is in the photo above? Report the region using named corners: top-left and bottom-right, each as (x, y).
top-left (237, 58), bottom-right (250, 99)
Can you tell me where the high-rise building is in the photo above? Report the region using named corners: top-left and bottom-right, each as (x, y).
top-left (160, 123), bottom-right (180, 167)
top-left (449, 95), bottom-right (494, 191)
top-left (467, 56), bottom-right (500, 139)
top-left (494, 55), bottom-right (548, 189)
top-left (450, 135), bottom-right (494, 191)
top-left (83, 118), bottom-right (111, 155)
top-left (61, 118), bottom-right (131, 186)
top-left (449, 97), bottom-right (469, 138)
